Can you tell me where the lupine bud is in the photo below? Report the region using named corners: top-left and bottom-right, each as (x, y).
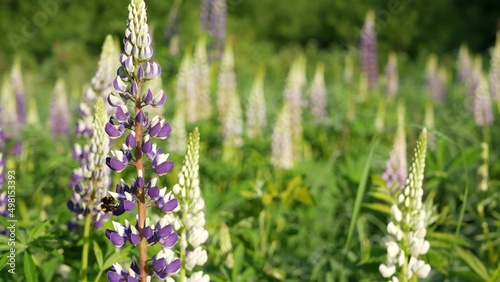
top-left (246, 65), bottom-right (267, 137)
top-left (380, 129), bottom-right (431, 280)
top-left (219, 223), bottom-right (234, 269)
top-left (477, 142), bottom-right (489, 192)
top-left (360, 11), bottom-right (378, 90)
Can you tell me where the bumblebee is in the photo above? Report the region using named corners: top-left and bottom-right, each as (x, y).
top-left (100, 195), bottom-right (119, 213)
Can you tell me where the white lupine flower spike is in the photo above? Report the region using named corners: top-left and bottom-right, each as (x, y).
top-left (380, 129), bottom-right (432, 281)
top-left (164, 128), bottom-right (210, 281)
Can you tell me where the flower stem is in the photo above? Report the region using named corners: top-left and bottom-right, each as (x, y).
top-left (179, 228), bottom-right (187, 281)
top-left (134, 84), bottom-right (148, 280)
top-left (80, 196), bottom-right (95, 282)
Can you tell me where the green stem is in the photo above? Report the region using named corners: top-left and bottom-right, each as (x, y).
top-left (179, 229), bottom-right (187, 281)
top-left (80, 197), bottom-right (95, 282)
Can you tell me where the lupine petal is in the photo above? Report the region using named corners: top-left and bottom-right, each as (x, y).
top-left (113, 76), bottom-right (127, 92)
top-left (106, 157), bottom-right (127, 172)
top-left (105, 123), bottom-right (124, 139)
top-left (152, 257), bottom-right (166, 272)
top-left (154, 160), bottom-right (174, 175)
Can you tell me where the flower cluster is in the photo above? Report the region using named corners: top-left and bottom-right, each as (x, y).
top-left (246, 66), bottom-right (267, 137)
top-left (380, 129), bottom-right (431, 280)
top-left (271, 104), bottom-right (294, 169)
top-left (67, 98), bottom-right (111, 229)
top-left (425, 55), bottom-right (447, 103)
top-left (310, 63), bottom-right (327, 124)
top-left (489, 32), bottom-right (500, 101)
top-left (164, 128), bottom-right (210, 282)
top-left (176, 52), bottom-right (197, 123)
top-left (384, 52), bottom-right (399, 99)
top-left (474, 75), bottom-right (494, 127)
top-left (104, 0), bottom-right (180, 280)
top-left (360, 11), bottom-right (378, 89)
top-left (193, 37), bottom-right (212, 120)
top-left (283, 56), bottom-right (307, 162)
top-left (383, 104), bottom-right (407, 190)
top-left (11, 57), bottom-right (26, 134)
top-left (1, 75), bottom-right (22, 156)
top-left (457, 44), bottom-right (472, 85)
top-left (76, 35), bottom-right (120, 137)
top-left (0, 126), bottom-right (6, 219)
top-left (217, 44), bottom-right (237, 125)
top-left (49, 79), bottom-right (70, 138)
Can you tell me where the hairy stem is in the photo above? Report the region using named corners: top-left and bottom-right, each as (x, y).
top-left (134, 84), bottom-right (148, 280)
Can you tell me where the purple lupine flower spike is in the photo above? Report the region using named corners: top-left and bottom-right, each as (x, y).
top-left (104, 0), bottom-right (180, 280)
top-left (200, 0), bottom-right (211, 32)
top-left (0, 126), bottom-right (7, 227)
top-left (208, 0), bottom-right (226, 61)
top-left (49, 79), bottom-right (70, 138)
top-left (360, 11), bottom-right (378, 90)
top-left (67, 98), bottom-right (112, 229)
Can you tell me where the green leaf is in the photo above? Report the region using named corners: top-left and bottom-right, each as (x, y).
top-left (23, 251), bottom-right (37, 282)
top-left (0, 253), bottom-right (8, 271)
top-left (454, 247), bottom-right (491, 281)
top-left (232, 244), bottom-right (245, 281)
top-left (344, 137), bottom-right (379, 256)
top-left (28, 222), bottom-right (49, 242)
top-left (93, 241), bottom-right (104, 269)
top-left (362, 203), bottom-right (391, 214)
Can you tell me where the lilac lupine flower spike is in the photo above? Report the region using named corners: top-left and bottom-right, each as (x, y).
top-left (104, 0), bottom-right (180, 280)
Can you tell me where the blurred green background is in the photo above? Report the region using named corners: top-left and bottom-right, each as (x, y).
top-left (1, 0), bottom-right (499, 73)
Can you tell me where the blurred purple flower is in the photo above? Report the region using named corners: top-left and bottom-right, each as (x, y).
top-left (360, 11), bottom-right (378, 89)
